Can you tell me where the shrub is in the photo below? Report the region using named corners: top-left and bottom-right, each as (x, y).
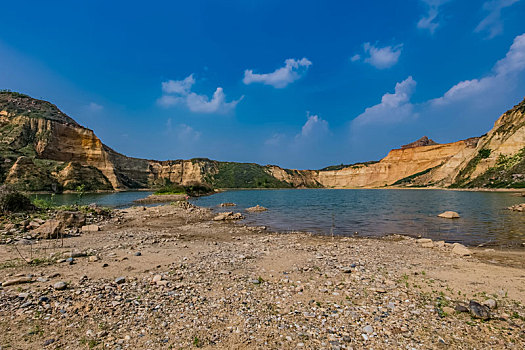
top-left (0, 185), bottom-right (34, 213)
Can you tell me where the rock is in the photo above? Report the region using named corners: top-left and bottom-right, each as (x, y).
top-left (82, 224), bottom-right (100, 233)
top-left (88, 255), bottom-right (99, 262)
top-left (31, 220), bottom-right (62, 239)
top-left (53, 281), bottom-right (67, 290)
top-left (2, 276), bottom-right (32, 286)
top-left (213, 212), bottom-right (245, 221)
top-left (455, 304), bottom-right (469, 313)
top-left (134, 252), bottom-right (142, 256)
top-left (56, 211), bottom-right (86, 229)
top-left (18, 292), bottom-right (29, 299)
top-left (246, 205), bottom-right (268, 213)
top-left (507, 203), bottom-right (525, 212)
top-left (362, 325), bottom-right (374, 334)
top-left (469, 300), bottom-right (491, 320)
top-left (422, 242), bottom-right (434, 248)
top-left (416, 238), bottom-right (432, 244)
top-left (219, 202), bottom-right (236, 207)
top-left (451, 243), bottom-right (472, 256)
top-left (484, 299), bottom-right (497, 309)
top-left (438, 211), bottom-right (460, 219)
top-left (115, 276), bottom-right (126, 284)
top-left (341, 267), bottom-right (353, 273)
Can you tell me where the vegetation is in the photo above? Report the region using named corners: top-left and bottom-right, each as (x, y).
top-left (206, 162), bottom-right (292, 189)
top-left (451, 148), bottom-right (492, 188)
top-left (154, 182), bottom-right (213, 197)
top-left (392, 166), bottom-right (438, 186)
top-left (319, 161), bottom-right (379, 171)
top-left (0, 186), bottom-right (34, 213)
top-left (461, 147), bottom-right (525, 188)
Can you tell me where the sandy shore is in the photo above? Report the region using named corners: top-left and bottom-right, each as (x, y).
top-left (1, 203), bottom-right (524, 349)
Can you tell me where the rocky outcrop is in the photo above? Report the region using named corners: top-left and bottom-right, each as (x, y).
top-left (401, 136), bottom-right (438, 149)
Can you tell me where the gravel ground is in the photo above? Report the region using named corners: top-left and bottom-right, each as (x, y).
top-left (1, 204), bottom-right (524, 349)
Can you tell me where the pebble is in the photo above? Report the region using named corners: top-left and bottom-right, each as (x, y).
top-left (362, 325), bottom-right (374, 334)
top-left (53, 282), bottom-right (67, 290)
top-left (115, 277), bottom-right (126, 284)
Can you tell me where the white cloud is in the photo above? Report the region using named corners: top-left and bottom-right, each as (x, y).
top-left (158, 74), bottom-right (243, 114)
top-left (353, 43), bottom-right (403, 69)
top-left (431, 33), bottom-right (525, 105)
top-left (243, 58), bottom-right (312, 88)
top-left (264, 133), bottom-right (285, 146)
top-left (298, 113), bottom-right (329, 139)
top-left (83, 102), bottom-right (103, 112)
top-left (166, 119), bottom-right (201, 142)
top-left (475, 0), bottom-right (520, 39)
top-left (162, 74), bottom-right (195, 95)
top-left (350, 54), bottom-right (361, 62)
top-left (352, 77), bottom-right (417, 126)
top-left (417, 0), bottom-right (451, 34)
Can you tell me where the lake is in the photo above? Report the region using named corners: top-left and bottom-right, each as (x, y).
top-left (33, 189), bottom-right (525, 247)
top-left (193, 189), bottom-right (525, 247)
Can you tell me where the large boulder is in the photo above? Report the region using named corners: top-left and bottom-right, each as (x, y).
top-left (438, 211), bottom-right (460, 219)
top-left (56, 211), bottom-right (86, 228)
top-left (451, 243), bottom-right (472, 256)
top-left (31, 220), bottom-right (62, 239)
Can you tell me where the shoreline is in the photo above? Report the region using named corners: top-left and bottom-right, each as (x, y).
top-left (1, 203), bottom-right (524, 348)
top-left (0, 205), bottom-right (525, 349)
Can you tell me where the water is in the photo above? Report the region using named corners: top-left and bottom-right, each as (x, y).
top-left (30, 191), bottom-right (153, 209)
top-left (33, 189), bottom-right (525, 247)
top-left (192, 189), bottom-right (525, 247)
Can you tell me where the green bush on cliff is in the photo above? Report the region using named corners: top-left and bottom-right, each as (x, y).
top-left (154, 184), bottom-right (186, 195)
top-left (207, 162), bottom-right (291, 189)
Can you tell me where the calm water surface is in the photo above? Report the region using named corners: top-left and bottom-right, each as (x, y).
top-left (192, 189), bottom-right (525, 247)
top-left (34, 189), bottom-right (525, 247)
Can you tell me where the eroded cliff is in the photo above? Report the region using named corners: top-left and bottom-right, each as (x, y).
top-left (0, 91), bottom-right (523, 191)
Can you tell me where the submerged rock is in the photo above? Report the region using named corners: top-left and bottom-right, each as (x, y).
top-left (213, 212), bottom-right (244, 221)
top-left (246, 205), bottom-right (268, 213)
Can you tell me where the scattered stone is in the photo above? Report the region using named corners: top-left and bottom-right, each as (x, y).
top-left (115, 276), bottom-right (126, 284)
top-left (422, 242), bottom-right (434, 248)
top-left (362, 325), bottom-right (374, 334)
top-left (135, 252), bottom-right (142, 256)
top-left (469, 300), bottom-right (491, 320)
top-left (31, 220), bottom-right (62, 239)
top-left (56, 211), bottom-right (86, 228)
top-left (437, 211), bottom-right (460, 219)
top-left (82, 224), bottom-right (101, 233)
top-left (2, 276), bottom-right (32, 287)
top-left (455, 304), bottom-right (469, 313)
top-left (219, 202), bottom-right (236, 207)
top-left (53, 282), bottom-right (67, 290)
top-left (484, 299), bottom-right (497, 309)
top-left (416, 238), bottom-right (432, 244)
top-left (213, 212), bottom-right (244, 221)
top-left (88, 255), bottom-right (99, 262)
top-left (507, 203), bottom-right (525, 212)
top-left (246, 205), bottom-right (268, 213)
top-left (451, 243), bottom-right (472, 256)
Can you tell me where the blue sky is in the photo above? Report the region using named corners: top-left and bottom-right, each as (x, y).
top-left (1, 0), bottom-right (524, 169)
